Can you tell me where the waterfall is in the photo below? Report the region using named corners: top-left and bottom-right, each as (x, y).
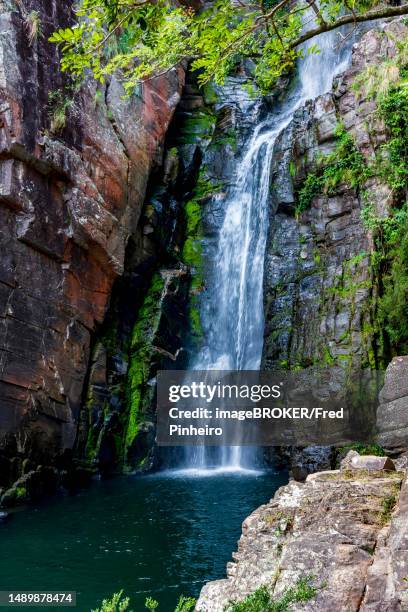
top-left (181, 26), bottom-right (354, 472)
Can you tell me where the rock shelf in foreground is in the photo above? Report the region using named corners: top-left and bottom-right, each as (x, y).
top-left (197, 453), bottom-right (408, 611)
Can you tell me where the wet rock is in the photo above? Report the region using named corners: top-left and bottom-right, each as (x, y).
top-left (379, 356), bottom-right (408, 404)
top-left (0, 465), bottom-right (60, 507)
top-left (290, 445), bottom-right (334, 481)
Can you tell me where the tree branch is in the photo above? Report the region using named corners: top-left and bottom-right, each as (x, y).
top-left (289, 3), bottom-right (408, 49)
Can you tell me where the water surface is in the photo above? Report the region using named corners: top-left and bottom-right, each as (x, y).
top-left (0, 470), bottom-right (287, 611)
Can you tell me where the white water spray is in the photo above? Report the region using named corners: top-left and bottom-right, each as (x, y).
top-left (183, 27), bottom-right (354, 472)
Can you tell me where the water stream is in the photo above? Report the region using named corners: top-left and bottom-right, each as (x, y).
top-left (183, 27), bottom-right (353, 471)
top-left (0, 22), bottom-right (374, 612)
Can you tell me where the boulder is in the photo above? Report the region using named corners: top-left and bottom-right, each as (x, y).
top-left (377, 357), bottom-right (408, 454)
top-left (378, 356), bottom-right (408, 404)
top-left (340, 451), bottom-right (395, 472)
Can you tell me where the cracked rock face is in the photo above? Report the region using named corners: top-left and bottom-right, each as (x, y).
top-left (196, 463), bottom-right (407, 611)
top-left (377, 356), bottom-right (408, 456)
top-left (0, 0), bottom-right (183, 489)
top-left (261, 20), bottom-right (407, 478)
top-left (262, 21), bottom-right (407, 373)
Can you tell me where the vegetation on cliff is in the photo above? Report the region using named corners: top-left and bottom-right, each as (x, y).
top-left (125, 272), bottom-right (166, 463)
top-left (94, 577), bottom-right (316, 612)
top-left (51, 1), bottom-right (408, 95)
top-left (93, 591), bottom-right (196, 611)
top-left (182, 171), bottom-right (221, 343)
top-left (295, 33), bottom-right (408, 360)
top-left (295, 124), bottom-right (372, 215)
top-left (226, 577), bottom-right (316, 611)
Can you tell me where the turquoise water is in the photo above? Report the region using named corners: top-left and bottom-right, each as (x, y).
top-left (0, 469), bottom-right (287, 611)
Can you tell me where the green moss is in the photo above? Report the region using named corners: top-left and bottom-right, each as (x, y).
top-left (182, 171), bottom-right (221, 344)
top-left (322, 346), bottom-right (335, 367)
top-left (211, 128), bottom-right (238, 152)
top-left (313, 250), bottom-right (321, 266)
top-left (177, 109), bottom-right (216, 145)
top-left (125, 273), bottom-right (165, 461)
top-left (85, 425), bottom-right (100, 461)
top-left (295, 125), bottom-right (373, 215)
top-left (15, 486), bottom-right (27, 500)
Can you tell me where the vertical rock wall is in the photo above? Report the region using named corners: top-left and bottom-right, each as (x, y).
top-left (0, 0), bottom-right (184, 496)
top-left (262, 21), bottom-right (406, 373)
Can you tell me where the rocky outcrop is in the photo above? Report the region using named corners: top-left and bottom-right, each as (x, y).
top-left (377, 356), bottom-right (408, 455)
top-left (262, 19), bottom-right (407, 478)
top-left (0, 0), bottom-right (184, 495)
top-left (262, 20), bottom-right (406, 372)
top-left (197, 453), bottom-right (408, 611)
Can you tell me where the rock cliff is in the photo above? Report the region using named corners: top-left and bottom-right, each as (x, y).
top-left (0, 0), bottom-right (184, 498)
top-left (377, 356), bottom-right (408, 457)
top-left (263, 19), bottom-right (406, 372)
top-left (262, 18), bottom-right (408, 478)
top-left (0, 0), bottom-right (406, 505)
top-left (196, 453), bottom-right (408, 611)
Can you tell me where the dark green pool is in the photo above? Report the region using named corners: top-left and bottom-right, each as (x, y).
top-left (0, 468), bottom-right (287, 611)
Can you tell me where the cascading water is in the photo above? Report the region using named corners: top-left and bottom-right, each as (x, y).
top-left (183, 26), bottom-right (355, 472)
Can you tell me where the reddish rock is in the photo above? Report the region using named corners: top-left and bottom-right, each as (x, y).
top-left (0, 0), bottom-right (184, 485)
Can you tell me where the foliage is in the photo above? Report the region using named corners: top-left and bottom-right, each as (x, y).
top-left (296, 124), bottom-right (372, 215)
top-left (94, 593), bottom-right (196, 611)
top-left (92, 591), bottom-right (131, 612)
top-left (226, 586), bottom-right (270, 611)
top-left (377, 200), bottom-right (408, 353)
top-left (377, 86), bottom-right (408, 194)
top-left (226, 576), bottom-right (316, 611)
top-left (340, 443), bottom-right (386, 456)
top-left (47, 89), bottom-right (75, 134)
top-left (49, 0), bottom-right (405, 95)
top-left (145, 597), bottom-right (158, 611)
top-left (25, 10), bottom-right (42, 45)
top-left (379, 493), bottom-right (397, 525)
top-left (174, 596), bottom-right (196, 612)
top-left (359, 84), bottom-right (408, 353)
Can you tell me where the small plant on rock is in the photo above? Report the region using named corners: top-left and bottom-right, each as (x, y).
top-left (25, 10), bottom-right (42, 45)
top-left (226, 576), bottom-right (317, 611)
top-left (92, 591), bottom-right (131, 612)
top-left (48, 89), bottom-right (75, 134)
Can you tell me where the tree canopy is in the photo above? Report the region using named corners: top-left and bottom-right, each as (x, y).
top-left (50, 0), bottom-right (408, 94)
